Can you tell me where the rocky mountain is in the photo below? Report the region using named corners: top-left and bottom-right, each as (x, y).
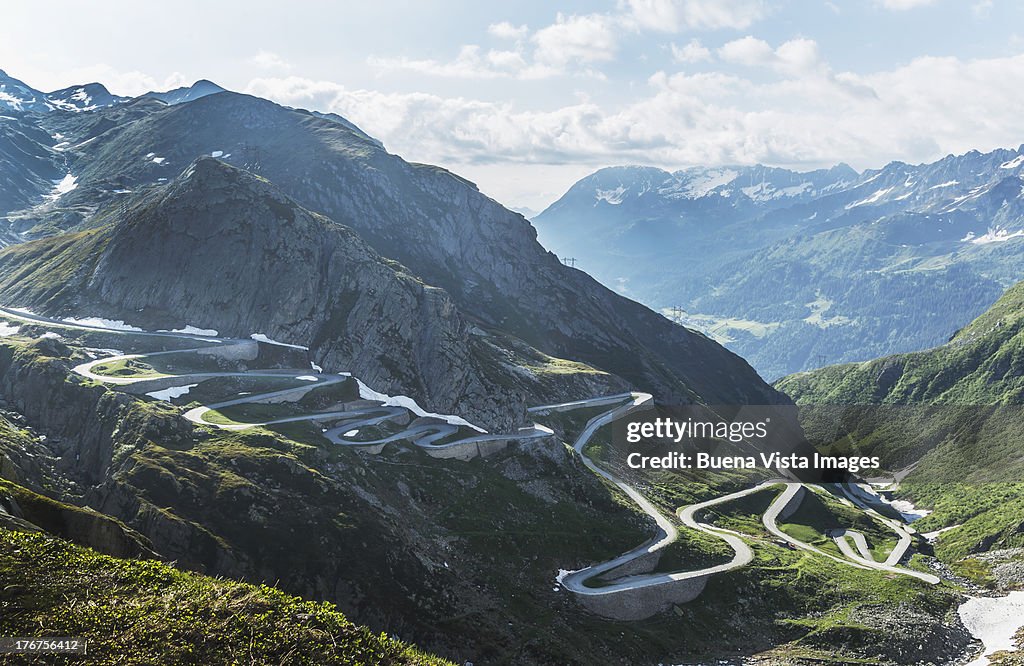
top-left (0, 70), bottom-right (221, 115)
top-left (0, 71), bottom-right (127, 114)
top-left (0, 114), bottom-right (63, 221)
top-left (0, 87), bottom-right (787, 420)
top-left (536, 148), bottom-right (1024, 379)
top-left (0, 69), bottom-right (991, 665)
top-left (0, 157), bottom-right (634, 429)
top-left (45, 82), bottom-right (128, 112)
top-left (0, 69), bottom-right (49, 113)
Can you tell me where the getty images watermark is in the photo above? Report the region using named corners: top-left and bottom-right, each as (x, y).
top-left (601, 403), bottom-right (1017, 484)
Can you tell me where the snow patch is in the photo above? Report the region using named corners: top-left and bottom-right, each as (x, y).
top-left (160, 325), bottom-right (219, 336)
top-left (595, 186), bottom-right (627, 205)
top-left (958, 592), bottom-right (1024, 666)
top-left (921, 524), bottom-right (960, 541)
top-left (847, 483), bottom-right (929, 522)
top-left (310, 362), bottom-right (323, 373)
top-left (846, 187), bottom-right (894, 209)
top-left (211, 150), bottom-right (223, 158)
top-left (62, 317), bottom-right (143, 332)
top-left (1000, 155), bottom-right (1024, 169)
top-left (47, 174), bottom-right (77, 200)
top-left (146, 384), bottom-right (198, 401)
top-left (555, 569), bottom-right (575, 585)
top-left (889, 499), bottom-right (931, 522)
top-left (963, 228), bottom-right (1024, 245)
top-left (741, 181), bottom-right (813, 202)
top-left (0, 323), bottom-right (20, 337)
top-left (929, 180), bottom-right (959, 190)
top-left (354, 378), bottom-right (485, 432)
top-left (665, 168), bottom-right (739, 199)
top-left (151, 156), bottom-right (166, 164)
top-left (295, 375), bottom-right (318, 382)
top-left (40, 332), bottom-right (63, 340)
top-left (250, 333), bottom-right (308, 350)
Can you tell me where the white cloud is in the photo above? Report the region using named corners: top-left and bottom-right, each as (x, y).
top-left (532, 13), bottom-right (618, 67)
top-left (718, 36), bottom-right (775, 66)
top-left (369, 45), bottom-right (515, 79)
top-left (250, 51), bottom-right (291, 71)
top-left (719, 36), bottom-right (826, 76)
top-left (488, 21), bottom-right (529, 39)
top-left (369, 3), bottom-right (764, 82)
top-left (248, 51), bottom-right (1024, 209)
top-left (877, 0), bottom-right (935, 10)
top-left (370, 13), bottom-right (615, 79)
top-left (774, 38), bottom-right (825, 74)
top-left (626, 0), bottom-right (768, 32)
top-left (671, 39), bottom-right (712, 63)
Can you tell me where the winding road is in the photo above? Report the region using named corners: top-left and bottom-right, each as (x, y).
top-left (2, 308), bottom-right (553, 452)
top-left (546, 393), bottom-right (940, 601)
top-left (2, 306), bottom-right (942, 606)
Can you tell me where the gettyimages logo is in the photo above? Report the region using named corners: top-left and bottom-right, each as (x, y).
top-left (608, 404), bottom-right (1021, 484)
top-left (611, 404), bottom-right (881, 482)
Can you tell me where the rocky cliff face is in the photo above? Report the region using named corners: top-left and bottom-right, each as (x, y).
top-left (0, 114), bottom-right (62, 218)
top-left (0, 159), bottom-right (631, 429)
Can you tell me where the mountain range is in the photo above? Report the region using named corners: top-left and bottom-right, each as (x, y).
top-left (0, 69), bottom-right (794, 664)
top-left (0, 78), bottom-right (784, 429)
top-left (2, 66), bottom-right (1020, 665)
top-left (536, 149), bottom-right (1024, 379)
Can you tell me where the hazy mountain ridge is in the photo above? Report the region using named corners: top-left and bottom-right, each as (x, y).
top-left (537, 146), bottom-right (1024, 379)
top-left (776, 278), bottom-right (1024, 405)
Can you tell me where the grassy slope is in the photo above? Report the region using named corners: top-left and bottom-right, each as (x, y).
top-left (0, 529), bottom-right (452, 666)
top-left (775, 280), bottom-right (1024, 569)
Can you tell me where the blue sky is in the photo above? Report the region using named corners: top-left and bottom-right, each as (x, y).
top-left (4, 0), bottom-right (1024, 211)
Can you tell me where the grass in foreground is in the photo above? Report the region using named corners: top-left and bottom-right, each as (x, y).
top-left (0, 529), bottom-right (453, 666)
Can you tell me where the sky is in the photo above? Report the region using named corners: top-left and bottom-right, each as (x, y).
top-left (4, 0), bottom-right (1024, 212)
